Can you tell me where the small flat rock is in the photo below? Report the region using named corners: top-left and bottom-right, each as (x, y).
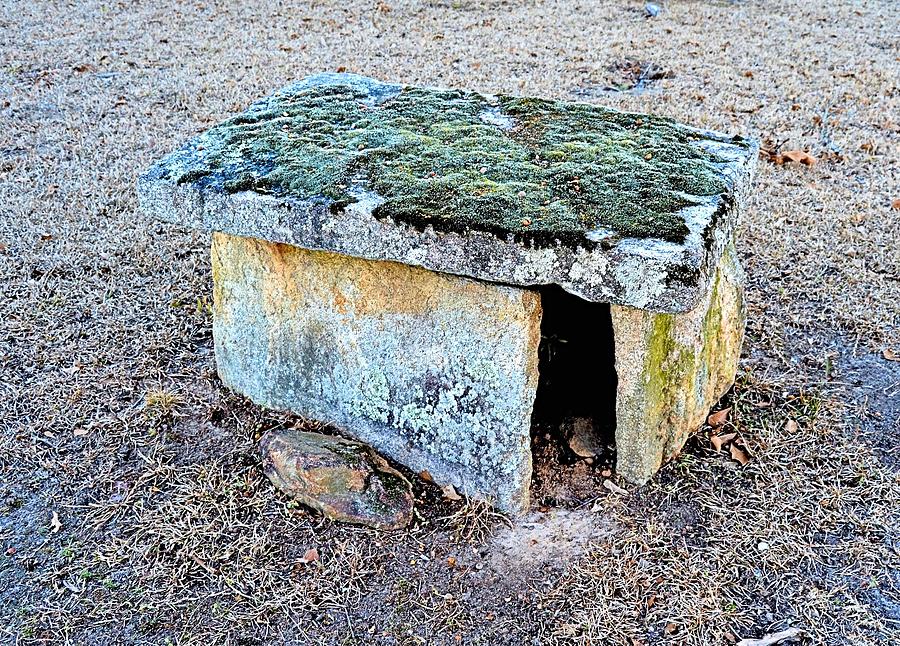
top-left (260, 429), bottom-right (413, 529)
top-left (139, 73), bottom-right (758, 313)
top-left (564, 417), bottom-right (606, 458)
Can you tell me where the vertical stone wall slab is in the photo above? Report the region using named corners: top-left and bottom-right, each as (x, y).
top-left (611, 243), bottom-right (746, 483)
top-left (211, 232), bottom-right (542, 513)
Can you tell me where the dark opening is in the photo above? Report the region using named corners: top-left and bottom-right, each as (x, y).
top-left (530, 286), bottom-right (618, 505)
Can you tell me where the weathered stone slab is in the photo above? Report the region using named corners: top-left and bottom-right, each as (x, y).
top-left (611, 242), bottom-right (746, 483)
top-left (260, 428), bottom-right (414, 529)
top-left (139, 73), bottom-right (757, 313)
top-left (212, 232), bottom-right (541, 513)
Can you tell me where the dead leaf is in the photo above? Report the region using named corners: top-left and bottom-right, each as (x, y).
top-left (0, 242), bottom-right (7, 253)
top-left (189, 553), bottom-right (216, 575)
top-left (781, 150), bottom-right (816, 166)
top-left (785, 419), bottom-right (799, 433)
top-left (759, 147), bottom-right (780, 163)
top-left (603, 479), bottom-right (628, 495)
top-left (665, 622), bottom-right (679, 635)
top-left (50, 511), bottom-right (62, 534)
top-left (730, 443), bottom-right (750, 466)
top-left (73, 427), bottom-right (89, 437)
top-left (883, 348), bottom-right (900, 362)
top-left (441, 483), bottom-right (462, 501)
top-left (299, 548), bottom-right (319, 564)
top-left (419, 470), bottom-right (433, 482)
top-left (891, 198), bottom-right (900, 210)
top-left (736, 627), bottom-right (803, 646)
top-left (447, 556), bottom-right (457, 567)
top-left (707, 407), bottom-right (731, 427)
top-left (711, 432), bottom-right (737, 451)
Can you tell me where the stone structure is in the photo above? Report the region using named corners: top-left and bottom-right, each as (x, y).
top-left (139, 73), bottom-right (757, 514)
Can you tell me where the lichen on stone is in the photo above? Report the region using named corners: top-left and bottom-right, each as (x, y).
top-left (169, 78), bottom-right (747, 244)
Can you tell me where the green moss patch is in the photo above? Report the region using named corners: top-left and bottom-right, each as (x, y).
top-left (169, 80), bottom-right (747, 244)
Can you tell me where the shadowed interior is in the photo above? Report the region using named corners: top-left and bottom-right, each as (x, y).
top-left (531, 286), bottom-right (618, 464)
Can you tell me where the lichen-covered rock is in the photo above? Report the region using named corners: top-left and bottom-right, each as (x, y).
top-left (138, 73), bottom-right (757, 312)
top-left (213, 232), bottom-right (541, 513)
top-left (260, 429), bottom-right (413, 529)
top-left (611, 242), bottom-right (746, 483)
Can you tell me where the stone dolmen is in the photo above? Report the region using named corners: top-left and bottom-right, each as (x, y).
top-left (139, 73), bottom-right (757, 514)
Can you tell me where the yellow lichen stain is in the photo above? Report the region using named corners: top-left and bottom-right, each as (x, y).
top-left (210, 233), bottom-right (234, 327)
top-left (522, 290), bottom-right (544, 392)
top-left (213, 231), bottom-right (539, 325)
top-left (260, 240), bottom-right (300, 319)
top-left (332, 286), bottom-right (350, 315)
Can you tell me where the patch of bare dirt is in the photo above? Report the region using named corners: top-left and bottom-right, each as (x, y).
top-left (483, 509), bottom-right (614, 584)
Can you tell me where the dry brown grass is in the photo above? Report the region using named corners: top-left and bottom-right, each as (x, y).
top-left (443, 497), bottom-right (512, 545)
top-left (2, 0), bottom-right (899, 644)
top-left (546, 380), bottom-right (899, 644)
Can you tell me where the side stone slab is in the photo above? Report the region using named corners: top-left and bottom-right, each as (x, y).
top-left (611, 242), bottom-right (746, 483)
top-left (211, 232), bottom-right (542, 513)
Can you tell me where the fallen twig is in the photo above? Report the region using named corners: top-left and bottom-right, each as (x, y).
top-left (603, 479), bottom-right (628, 495)
top-left (737, 627), bottom-right (803, 646)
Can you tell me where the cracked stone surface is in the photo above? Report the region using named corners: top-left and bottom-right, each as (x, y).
top-left (138, 73), bottom-right (758, 313)
top-left (212, 232), bottom-right (541, 513)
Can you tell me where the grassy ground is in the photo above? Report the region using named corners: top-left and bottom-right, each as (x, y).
top-left (1, 0), bottom-right (899, 644)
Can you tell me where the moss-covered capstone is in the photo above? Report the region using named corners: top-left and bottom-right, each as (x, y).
top-left (162, 74), bottom-right (748, 245)
top-left (140, 73), bottom-right (757, 312)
